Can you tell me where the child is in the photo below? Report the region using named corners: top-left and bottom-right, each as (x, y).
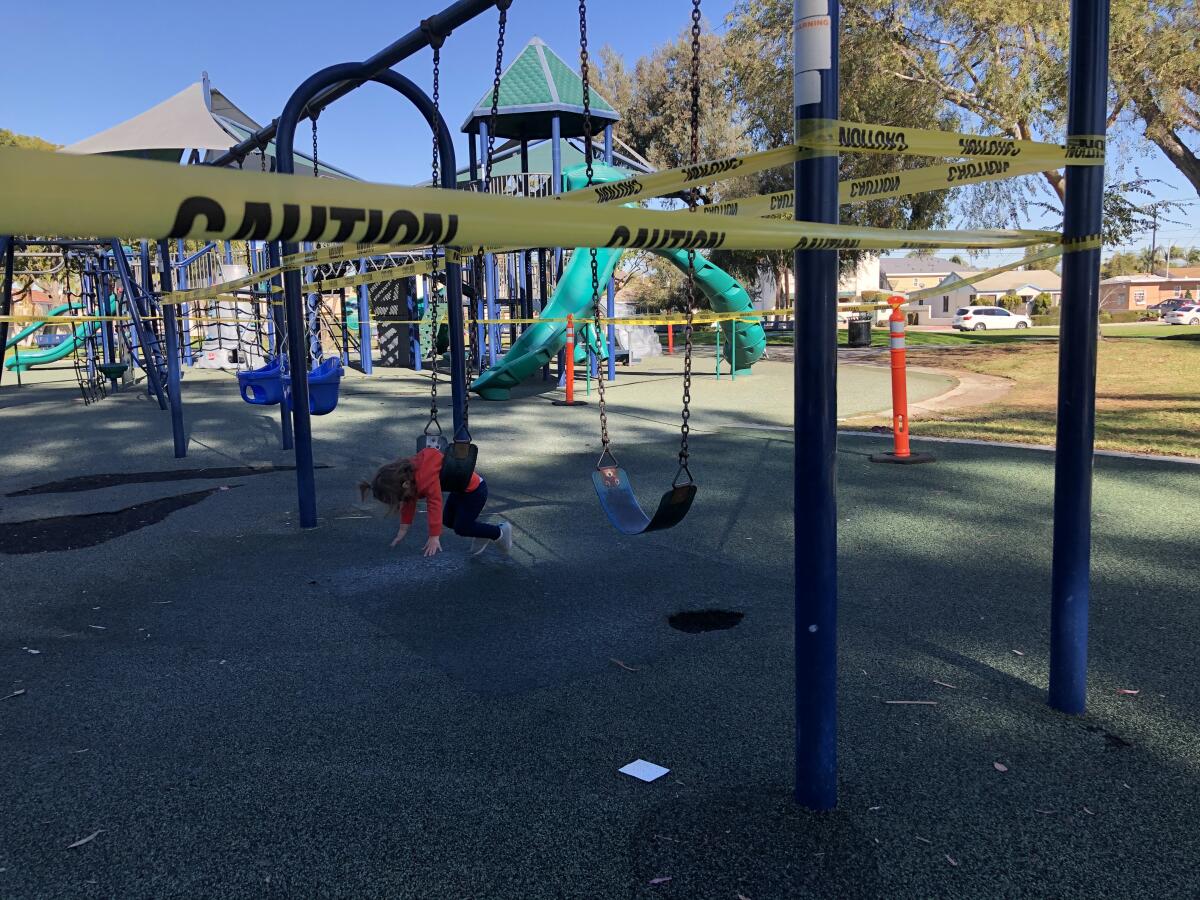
top-left (359, 448), bottom-right (512, 558)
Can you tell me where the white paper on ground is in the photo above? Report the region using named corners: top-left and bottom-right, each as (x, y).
top-left (619, 759), bottom-right (670, 782)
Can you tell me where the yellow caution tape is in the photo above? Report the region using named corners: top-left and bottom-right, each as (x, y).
top-left (704, 157), bottom-right (1064, 217)
top-left (556, 121), bottom-right (1103, 207)
top-left (0, 146), bottom-right (1060, 253)
top-left (309, 257), bottom-right (437, 292)
top-left (797, 121), bottom-right (1104, 164)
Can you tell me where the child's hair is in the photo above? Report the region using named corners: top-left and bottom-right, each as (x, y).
top-left (358, 457), bottom-right (417, 514)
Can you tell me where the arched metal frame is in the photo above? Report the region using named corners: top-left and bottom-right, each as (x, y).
top-left (273, 63), bottom-right (469, 529)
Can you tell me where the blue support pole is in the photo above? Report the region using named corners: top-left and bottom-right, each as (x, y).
top-left (485, 253), bottom-right (499, 367)
top-left (357, 258), bottom-right (373, 374)
top-left (0, 237), bottom-right (14, 384)
top-left (409, 277), bottom-right (423, 373)
top-left (96, 255), bottom-right (115, 369)
top-left (176, 238), bottom-right (193, 364)
top-left (266, 241), bottom-right (294, 451)
top-left (604, 125), bottom-right (616, 381)
top-left (551, 115), bottom-right (563, 275)
top-left (157, 241), bottom-right (187, 458)
top-left (793, 0), bottom-right (839, 812)
top-left (106, 240), bottom-right (168, 410)
top-left (1049, 0), bottom-right (1111, 715)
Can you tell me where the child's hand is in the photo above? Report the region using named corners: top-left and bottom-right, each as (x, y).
top-left (391, 524), bottom-right (410, 547)
top-left (421, 536), bottom-right (442, 558)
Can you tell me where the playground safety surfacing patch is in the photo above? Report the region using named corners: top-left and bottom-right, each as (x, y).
top-left (668, 609), bottom-right (745, 633)
top-left (0, 487), bottom-right (233, 553)
top-left (5, 464), bottom-right (320, 496)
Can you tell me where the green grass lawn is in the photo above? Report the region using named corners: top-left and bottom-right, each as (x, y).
top-left (669, 322), bottom-right (1200, 350)
top-left (851, 327), bottom-right (1200, 457)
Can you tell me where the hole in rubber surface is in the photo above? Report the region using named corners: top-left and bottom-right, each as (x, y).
top-left (668, 609), bottom-right (744, 633)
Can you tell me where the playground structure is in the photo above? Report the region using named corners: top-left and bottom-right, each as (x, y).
top-left (0, 0), bottom-right (1114, 818)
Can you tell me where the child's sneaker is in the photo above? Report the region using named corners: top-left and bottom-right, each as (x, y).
top-left (470, 537), bottom-right (491, 556)
top-left (496, 522), bottom-right (513, 556)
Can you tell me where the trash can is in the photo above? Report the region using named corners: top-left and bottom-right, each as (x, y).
top-left (847, 315), bottom-right (872, 348)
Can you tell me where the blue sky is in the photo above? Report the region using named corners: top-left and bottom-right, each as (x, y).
top-left (3, 0), bottom-right (1194, 263)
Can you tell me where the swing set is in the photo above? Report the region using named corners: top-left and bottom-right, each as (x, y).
top-left (580, 0), bottom-right (701, 535)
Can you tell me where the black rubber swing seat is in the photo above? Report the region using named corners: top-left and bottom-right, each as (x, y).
top-left (591, 463), bottom-right (696, 535)
top-left (441, 438), bottom-right (479, 493)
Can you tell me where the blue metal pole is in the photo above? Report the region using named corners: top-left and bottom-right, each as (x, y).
top-left (176, 238), bottom-right (193, 364)
top-left (96, 255), bottom-right (115, 370)
top-left (1049, 0), bottom-right (1111, 715)
top-left (266, 241), bottom-right (294, 451)
top-left (793, 0), bottom-right (839, 811)
top-left (486, 253), bottom-right (499, 367)
top-left (551, 115), bottom-right (563, 275)
top-left (106, 240), bottom-right (168, 409)
top-left (603, 125), bottom-right (616, 381)
top-left (0, 237), bottom-right (14, 384)
top-left (157, 241), bottom-right (187, 458)
top-left (357, 258), bottom-right (373, 374)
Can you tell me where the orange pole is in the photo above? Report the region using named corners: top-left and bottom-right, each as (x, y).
top-left (887, 296), bottom-right (911, 458)
top-left (563, 314), bottom-right (576, 404)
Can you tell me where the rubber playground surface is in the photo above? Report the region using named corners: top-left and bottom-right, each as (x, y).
top-left (1, 355), bottom-right (1198, 898)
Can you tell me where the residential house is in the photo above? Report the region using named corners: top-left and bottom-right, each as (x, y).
top-left (1100, 272), bottom-right (1200, 311)
top-left (926, 269), bottom-right (1062, 321)
top-left (879, 256), bottom-right (961, 295)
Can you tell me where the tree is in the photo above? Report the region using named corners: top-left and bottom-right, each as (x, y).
top-left (0, 129), bottom-right (59, 152)
top-left (0, 130), bottom-right (66, 305)
top-left (858, 1), bottom-right (1200, 201)
top-left (716, 0), bottom-right (955, 293)
top-left (1021, 244), bottom-right (1061, 273)
top-left (1188, 248), bottom-right (1200, 265)
top-left (1101, 251), bottom-right (1144, 278)
top-left (597, 27), bottom-right (748, 186)
top-left (1031, 292), bottom-right (1054, 315)
top-left (949, 254), bottom-right (966, 265)
top-left (997, 291), bottom-right (1023, 310)
top-left (595, 27), bottom-right (752, 309)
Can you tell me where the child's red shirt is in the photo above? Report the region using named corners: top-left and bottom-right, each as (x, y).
top-left (399, 448), bottom-right (482, 537)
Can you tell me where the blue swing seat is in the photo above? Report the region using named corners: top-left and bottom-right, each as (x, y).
top-left (282, 357), bottom-right (344, 416)
top-left (237, 359), bottom-right (285, 406)
top-left (592, 464), bottom-right (696, 535)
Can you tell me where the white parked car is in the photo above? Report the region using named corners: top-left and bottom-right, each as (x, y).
top-left (952, 306), bottom-right (1032, 331)
top-left (1163, 305), bottom-right (1200, 325)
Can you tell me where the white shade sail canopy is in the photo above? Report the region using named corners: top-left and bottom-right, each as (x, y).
top-left (61, 82), bottom-right (241, 157)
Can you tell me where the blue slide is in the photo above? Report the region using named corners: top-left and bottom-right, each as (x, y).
top-left (472, 163), bottom-right (766, 400)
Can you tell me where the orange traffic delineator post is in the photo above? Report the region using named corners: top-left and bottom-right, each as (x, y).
top-left (667, 322), bottom-right (674, 354)
top-left (552, 313), bottom-right (587, 407)
top-left (870, 295), bottom-right (935, 465)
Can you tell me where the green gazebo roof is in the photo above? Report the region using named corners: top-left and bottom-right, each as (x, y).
top-left (461, 36), bottom-right (619, 140)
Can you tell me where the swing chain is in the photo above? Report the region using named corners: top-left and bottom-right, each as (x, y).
top-left (485, 6), bottom-right (507, 186)
top-left (677, 0), bottom-right (703, 487)
top-left (311, 110), bottom-right (320, 179)
top-left (426, 45), bottom-right (442, 436)
top-left (579, 0), bottom-right (610, 457)
top-left (465, 2), bottom-right (506, 421)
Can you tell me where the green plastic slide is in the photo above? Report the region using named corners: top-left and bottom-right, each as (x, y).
top-left (5, 298), bottom-right (116, 372)
top-left (4, 301), bottom-right (81, 349)
top-left (471, 163), bottom-right (766, 400)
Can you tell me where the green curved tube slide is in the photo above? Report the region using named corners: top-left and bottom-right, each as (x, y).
top-left (471, 163), bottom-right (766, 400)
top-left (4, 302), bottom-right (81, 349)
top-left (5, 300), bottom-right (114, 372)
